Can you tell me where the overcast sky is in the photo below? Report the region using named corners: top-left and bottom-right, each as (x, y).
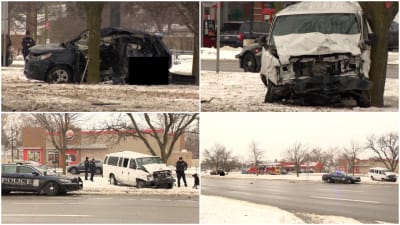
top-left (200, 112), bottom-right (398, 162)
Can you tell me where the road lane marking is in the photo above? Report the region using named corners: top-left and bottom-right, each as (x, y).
top-left (310, 196), bottom-right (381, 204)
top-left (3, 214), bottom-right (92, 217)
top-left (14, 203), bottom-right (82, 205)
top-left (318, 189), bottom-right (364, 193)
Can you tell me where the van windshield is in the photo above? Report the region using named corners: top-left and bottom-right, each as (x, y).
top-left (272, 14), bottom-right (360, 36)
top-left (136, 157), bottom-right (163, 166)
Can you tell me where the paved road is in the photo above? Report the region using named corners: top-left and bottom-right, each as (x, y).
top-left (202, 177), bottom-right (398, 223)
top-left (2, 194), bottom-right (199, 223)
top-left (201, 60), bottom-right (399, 79)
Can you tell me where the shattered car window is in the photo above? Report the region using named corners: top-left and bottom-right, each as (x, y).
top-left (272, 14), bottom-right (360, 38)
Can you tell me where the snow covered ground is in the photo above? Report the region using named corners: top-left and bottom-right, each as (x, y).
top-left (1, 55), bottom-right (199, 112)
top-left (170, 53), bottom-right (193, 76)
top-left (201, 47), bottom-right (399, 112)
top-left (201, 195), bottom-right (363, 224)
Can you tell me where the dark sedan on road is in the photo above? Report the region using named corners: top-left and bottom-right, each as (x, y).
top-left (24, 27), bottom-right (171, 84)
top-left (322, 171), bottom-right (361, 184)
top-left (2, 163), bottom-right (83, 195)
top-left (67, 160), bottom-right (103, 175)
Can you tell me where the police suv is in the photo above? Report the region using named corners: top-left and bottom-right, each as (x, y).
top-left (2, 163), bottom-right (83, 195)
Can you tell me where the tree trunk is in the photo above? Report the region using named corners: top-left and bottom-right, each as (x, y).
top-left (192, 30), bottom-right (199, 85)
top-left (359, 2), bottom-right (398, 107)
top-left (85, 3), bottom-right (104, 83)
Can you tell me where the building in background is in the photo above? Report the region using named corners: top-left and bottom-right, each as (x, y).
top-left (21, 127), bottom-right (196, 168)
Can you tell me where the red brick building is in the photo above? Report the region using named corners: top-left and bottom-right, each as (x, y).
top-left (21, 127), bottom-right (195, 168)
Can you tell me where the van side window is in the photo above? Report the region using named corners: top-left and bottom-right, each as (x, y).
top-left (118, 157), bottom-right (123, 167)
top-left (129, 159), bottom-right (137, 169)
top-left (107, 156), bottom-right (118, 166)
top-left (123, 158), bottom-right (129, 168)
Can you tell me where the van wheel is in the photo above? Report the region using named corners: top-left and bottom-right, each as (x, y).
top-left (355, 91), bottom-right (371, 107)
top-left (110, 174), bottom-right (118, 185)
top-left (265, 81), bottom-right (277, 103)
top-left (136, 180), bottom-right (146, 189)
top-left (370, 176), bottom-right (375, 181)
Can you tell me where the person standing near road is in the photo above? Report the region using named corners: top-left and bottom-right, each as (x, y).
top-left (89, 158), bottom-right (96, 181)
top-left (21, 30), bottom-right (35, 60)
top-left (176, 157), bottom-right (188, 187)
top-left (84, 157), bottom-right (90, 180)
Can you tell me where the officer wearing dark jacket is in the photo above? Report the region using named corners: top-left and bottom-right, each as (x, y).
top-left (21, 30), bottom-right (35, 59)
top-left (175, 157), bottom-right (188, 187)
top-left (84, 157), bottom-right (90, 180)
top-left (89, 158), bottom-right (96, 181)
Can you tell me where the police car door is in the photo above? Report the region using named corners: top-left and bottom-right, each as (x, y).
top-left (17, 165), bottom-right (41, 191)
top-left (2, 165), bottom-right (18, 191)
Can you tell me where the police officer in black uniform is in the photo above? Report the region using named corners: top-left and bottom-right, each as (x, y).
top-left (21, 30), bottom-right (35, 60)
top-left (175, 157), bottom-right (188, 187)
top-left (89, 158), bottom-right (96, 181)
top-left (84, 157), bottom-right (90, 180)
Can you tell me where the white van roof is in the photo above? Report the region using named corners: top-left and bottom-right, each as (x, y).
top-left (105, 151), bottom-right (159, 158)
top-left (277, 2), bottom-right (362, 17)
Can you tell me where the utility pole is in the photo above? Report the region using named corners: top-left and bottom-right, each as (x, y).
top-left (11, 126), bottom-right (14, 162)
top-left (216, 2), bottom-right (220, 73)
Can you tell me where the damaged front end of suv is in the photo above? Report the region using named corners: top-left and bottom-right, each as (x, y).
top-left (260, 2), bottom-right (372, 107)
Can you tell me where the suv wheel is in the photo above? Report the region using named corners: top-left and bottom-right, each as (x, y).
top-left (70, 167), bottom-right (78, 174)
top-left (95, 168), bottom-right (102, 175)
top-left (326, 178), bottom-right (332, 183)
top-left (47, 65), bottom-right (71, 84)
top-left (242, 53), bottom-right (257, 72)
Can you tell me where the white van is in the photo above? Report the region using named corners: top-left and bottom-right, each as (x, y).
top-left (103, 151), bottom-right (175, 188)
top-left (260, 2), bottom-right (372, 107)
top-left (368, 167), bottom-right (397, 182)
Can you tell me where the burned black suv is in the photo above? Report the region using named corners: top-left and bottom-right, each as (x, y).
top-left (2, 163), bottom-right (83, 195)
top-left (24, 27), bottom-right (171, 84)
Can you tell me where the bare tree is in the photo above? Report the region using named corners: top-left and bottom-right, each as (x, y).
top-left (304, 147), bottom-right (340, 172)
top-left (103, 113), bottom-right (198, 164)
top-left (31, 113), bottom-right (80, 174)
top-left (203, 143), bottom-right (233, 171)
top-left (365, 132), bottom-right (398, 172)
top-left (174, 2), bottom-right (199, 84)
top-left (342, 140), bottom-right (364, 175)
top-left (359, 2), bottom-right (399, 106)
top-left (286, 142), bottom-right (308, 177)
top-left (248, 140), bottom-right (263, 175)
